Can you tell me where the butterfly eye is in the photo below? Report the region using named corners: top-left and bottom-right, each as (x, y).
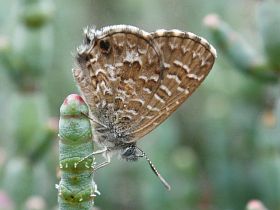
top-left (122, 147), bottom-right (135, 157)
top-left (99, 40), bottom-right (111, 53)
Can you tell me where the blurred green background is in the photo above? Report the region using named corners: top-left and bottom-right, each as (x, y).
top-left (0, 0), bottom-right (279, 209)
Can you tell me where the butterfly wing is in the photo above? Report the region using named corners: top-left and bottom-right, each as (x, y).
top-left (127, 30), bottom-right (216, 140)
top-left (74, 25), bottom-right (216, 142)
top-left (73, 25), bottom-right (164, 134)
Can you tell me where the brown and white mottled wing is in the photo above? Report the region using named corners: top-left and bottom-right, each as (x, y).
top-left (73, 25), bottom-right (216, 142)
top-left (73, 25), bottom-right (164, 132)
top-left (128, 29), bottom-right (216, 140)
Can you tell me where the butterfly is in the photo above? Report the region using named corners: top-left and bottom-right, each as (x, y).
top-left (73, 25), bottom-right (216, 190)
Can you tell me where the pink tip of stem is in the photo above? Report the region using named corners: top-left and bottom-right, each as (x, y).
top-left (246, 199), bottom-right (267, 210)
top-left (203, 13), bottom-right (221, 29)
top-left (63, 94), bottom-right (84, 105)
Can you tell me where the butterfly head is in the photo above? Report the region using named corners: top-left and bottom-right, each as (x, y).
top-left (121, 145), bottom-right (143, 161)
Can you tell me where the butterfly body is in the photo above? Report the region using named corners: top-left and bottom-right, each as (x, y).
top-left (73, 25), bottom-right (216, 162)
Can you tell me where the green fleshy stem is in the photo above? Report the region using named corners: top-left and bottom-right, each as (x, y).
top-left (58, 94), bottom-right (99, 210)
top-left (20, 0), bottom-right (55, 29)
top-left (256, 0), bottom-right (280, 72)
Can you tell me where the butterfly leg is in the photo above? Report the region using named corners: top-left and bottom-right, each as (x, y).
top-left (77, 147), bottom-right (107, 165)
top-left (93, 152), bottom-right (111, 171)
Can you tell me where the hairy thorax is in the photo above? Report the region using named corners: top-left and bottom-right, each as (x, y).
top-left (92, 120), bottom-right (133, 150)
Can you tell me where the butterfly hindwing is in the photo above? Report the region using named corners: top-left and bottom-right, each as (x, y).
top-left (128, 30), bottom-right (216, 139)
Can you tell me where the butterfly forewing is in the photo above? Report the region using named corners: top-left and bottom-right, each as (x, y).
top-left (74, 27), bottom-right (164, 133)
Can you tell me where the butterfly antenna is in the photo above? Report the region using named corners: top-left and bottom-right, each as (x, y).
top-left (137, 148), bottom-right (171, 191)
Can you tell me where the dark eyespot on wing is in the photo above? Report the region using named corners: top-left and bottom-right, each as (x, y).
top-left (99, 40), bottom-right (111, 53)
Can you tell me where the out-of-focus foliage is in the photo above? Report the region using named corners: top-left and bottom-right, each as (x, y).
top-left (0, 0), bottom-right (279, 210)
